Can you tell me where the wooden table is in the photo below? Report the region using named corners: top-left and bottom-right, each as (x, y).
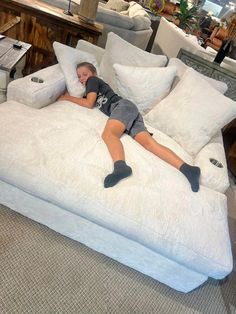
top-left (0, 36), bottom-right (31, 103)
top-left (0, 0), bottom-right (103, 73)
top-left (0, 36), bottom-right (31, 72)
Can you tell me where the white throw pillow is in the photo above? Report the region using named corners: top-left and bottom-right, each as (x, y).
top-left (113, 64), bottom-right (177, 115)
top-left (100, 32), bottom-right (167, 92)
top-left (168, 58), bottom-right (228, 94)
top-left (145, 68), bottom-right (236, 156)
top-left (104, 0), bottom-right (129, 12)
top-left (53, 41), bottom-right (100, 97)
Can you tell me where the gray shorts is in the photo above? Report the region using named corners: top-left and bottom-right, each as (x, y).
top-left (109, 99), bottom-right (147, 138)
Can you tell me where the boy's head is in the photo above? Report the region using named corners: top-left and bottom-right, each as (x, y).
top-left (76, 62), bottom-right (97, 86)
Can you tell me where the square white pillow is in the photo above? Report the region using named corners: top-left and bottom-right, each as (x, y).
top-left (145, 68), bottom-right (236, 156)
top-left (100, 32), bottom-right (167, 92)
top-left (168, 58), bottom-right (228, 94)
top-left (53, 41), bottom-right (100, 97)
top-left (113, 64), bottom-right (177, 115)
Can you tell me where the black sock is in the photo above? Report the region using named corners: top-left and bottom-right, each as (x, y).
top-left (180, 163), bottom-right (201, 192)
top-left (104, 160), bottom-right (132, 188)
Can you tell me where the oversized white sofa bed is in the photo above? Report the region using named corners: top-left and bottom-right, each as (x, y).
top-left (0, 33), bottom-right (235, 293)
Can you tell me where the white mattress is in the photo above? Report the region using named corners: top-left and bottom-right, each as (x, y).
top-left (0, 100), bottom-right (233, 290)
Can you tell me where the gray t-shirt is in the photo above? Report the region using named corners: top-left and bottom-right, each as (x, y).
top-left (85, 76), bottom-right (121, 116)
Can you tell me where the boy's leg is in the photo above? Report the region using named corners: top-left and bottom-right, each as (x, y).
top-left (102, 119), bottom-right (132, 188)
top-left (134, 131), bottom-right (200, 192)
top-left (102, 119), bottom-right (126, 162)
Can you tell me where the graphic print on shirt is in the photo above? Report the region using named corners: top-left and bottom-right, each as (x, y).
top-left (96, 92), bottom-right (108, 109)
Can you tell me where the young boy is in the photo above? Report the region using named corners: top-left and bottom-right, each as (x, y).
top-left (58, 62), bottom-right (200, 192)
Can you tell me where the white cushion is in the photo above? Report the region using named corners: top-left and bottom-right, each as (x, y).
top-left (113, 64), bottom-right (177, 115)
top-left (7, 64), bottom-right (65, 109)
top-left (53, 41), bottom-right (100, 97)
top-left (145, 68), bottom-right (236, 156)
top-left (168, 58), bottom-right (228, 94)
top-left (100, 32), bottom-right (167, 92)
top-left (104, 0), bottom-right (129, 12)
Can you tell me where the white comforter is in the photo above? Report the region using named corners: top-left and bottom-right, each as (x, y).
top-left (0, 100), bottom-right (233, 279)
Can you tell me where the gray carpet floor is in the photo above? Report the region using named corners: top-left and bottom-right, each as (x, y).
top-left (0, 204), bottom-right (235, 314)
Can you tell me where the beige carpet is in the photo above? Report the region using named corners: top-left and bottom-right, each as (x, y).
top-left (0, 204), bottom-right (235, 314)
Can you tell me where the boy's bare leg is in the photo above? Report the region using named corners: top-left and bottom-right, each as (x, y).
top-left (102, 119), bottom-right (126, 162)
top-left (134, 131), bottom-right (200, 192)
top-left (102, 119), bottom-right (132, 188)
top-left (134, 131), bottom-right (184, 169)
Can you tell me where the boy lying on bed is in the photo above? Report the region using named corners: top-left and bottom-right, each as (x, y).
top-left (58, 62), bottom-right (200, 192)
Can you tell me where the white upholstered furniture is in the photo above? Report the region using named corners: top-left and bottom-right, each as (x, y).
top-left (151, 17), bottom-right (236, 73)
top-left (40, 0), bottom-right (152, 50)
top-left (0, 35), bottom-right (234, 293)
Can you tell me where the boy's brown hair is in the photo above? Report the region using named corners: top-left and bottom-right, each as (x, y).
top-left (76, 62), bottom-right (97, 74)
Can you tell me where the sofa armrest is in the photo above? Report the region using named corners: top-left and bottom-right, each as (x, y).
top-left (194, 141), bottom-right (230, 193)
top-left (7, 64), bottom-right (66, 109)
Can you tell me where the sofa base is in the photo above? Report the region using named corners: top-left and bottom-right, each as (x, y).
top-left (0, 179), bottom-right (208, 293)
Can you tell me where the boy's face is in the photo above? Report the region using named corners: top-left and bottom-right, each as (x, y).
top-left (77, 66), bottom-right (95, 86)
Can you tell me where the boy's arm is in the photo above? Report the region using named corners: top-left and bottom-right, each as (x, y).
top-left (58, 91), bottom-right (97, 109)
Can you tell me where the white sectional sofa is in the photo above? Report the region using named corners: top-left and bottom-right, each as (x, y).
top-left (0, 33), bottom-right (235, 293)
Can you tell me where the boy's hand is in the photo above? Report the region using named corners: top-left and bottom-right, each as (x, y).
top-left (58, 91), bottom-right (70, 101)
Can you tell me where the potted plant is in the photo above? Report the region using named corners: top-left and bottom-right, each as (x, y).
top-left (174, 0), bottom-right (200, 32)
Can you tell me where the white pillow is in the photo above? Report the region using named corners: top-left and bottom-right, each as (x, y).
top-left (53, 41), bottom-right (100, 97)
top-left (168, 58), bottom-right (228, 94)
top-left (113, 64), bottom-right (177, 115)
top-left (100, 32), bottom-right (167, 92)
top-left (145, 68), bottom-right (236, 156)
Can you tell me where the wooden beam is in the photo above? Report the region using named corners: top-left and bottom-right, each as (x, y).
top-left (0, 16), bottom-right (21, 34)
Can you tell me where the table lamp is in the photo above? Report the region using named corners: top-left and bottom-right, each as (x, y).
top-left (64, 0), bottom-right (73, 16)
top-left (78, 0), bottom-right (99, 23)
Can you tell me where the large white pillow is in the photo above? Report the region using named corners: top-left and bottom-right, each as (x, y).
top-left (113, 64), bottom-right (177, 115)
top-left (100, 32), bottom-right (167, 92)
top-left (168, 58), bottom-right (228, 94)
top-left (145, 68), bottom-right (236, 156)
top-left (53, 41), bottom-right (100, 97)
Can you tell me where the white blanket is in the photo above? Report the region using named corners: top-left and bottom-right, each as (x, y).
top-left (0, 100), bottom-right (233, 279)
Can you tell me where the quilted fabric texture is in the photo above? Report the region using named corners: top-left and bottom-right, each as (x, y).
top-left (113, 64), bottom-right (177, 115)
top-left (145, 68), bottom-right (236, 156)
top-left (104, 0), bottom-right (129, 12)
top-left (100, 32), bottom-right (167, 92)
top-left (0, 100), bottom-right (232, 280)
top-left (194, 143), bottom-right (229, 193)
top-left (168, 58), bottom-right (228, 94)
top-left (7, 64), bottom-right (65, 109)
top-left (53, 41), bottom-right (100, 97)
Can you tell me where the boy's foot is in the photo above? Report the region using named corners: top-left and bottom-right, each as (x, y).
top-left (180, 163), bottom-right (201, 192)
top-left (104, 160), bottom-right (132, 188)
